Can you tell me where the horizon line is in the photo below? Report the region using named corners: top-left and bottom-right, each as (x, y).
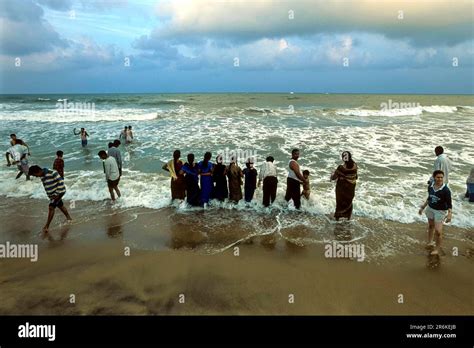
top-left (1, 92), bottom-right (473, 96)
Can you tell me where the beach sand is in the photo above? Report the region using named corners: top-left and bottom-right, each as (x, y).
top-left (0, 197), bottom-right (472, 315)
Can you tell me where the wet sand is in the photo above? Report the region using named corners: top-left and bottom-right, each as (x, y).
top-left (0, 197), bottom-right (472, 315)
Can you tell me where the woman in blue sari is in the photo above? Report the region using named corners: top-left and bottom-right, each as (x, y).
top-left (198, 152), bottom-right (213, 205)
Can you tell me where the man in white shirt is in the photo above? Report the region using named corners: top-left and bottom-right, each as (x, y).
top-left (6, 143), bottom-right (28, 168)
top-left (258, 156), bottom-right (278, 207)
top-left (431, 146), bottom-right (452, 185)
top-left (98, 150), bottom-right (121, 201)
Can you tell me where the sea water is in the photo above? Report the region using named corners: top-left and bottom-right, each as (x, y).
top-left (0, 93), bottom-right (472, 234)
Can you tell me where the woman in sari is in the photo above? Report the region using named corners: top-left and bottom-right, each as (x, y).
top-left (331, 151), bottom-right (358, 220)
top-left (198, 152), bottom-right (213, 205)
top-left (212, 154), bottom-right (228, 201)
top-left (162, 149), bottom-right (186, 200)
top-left (182, 153), bottom-right (201, 206)
top-left (227, 156), bottom-right (243, 203)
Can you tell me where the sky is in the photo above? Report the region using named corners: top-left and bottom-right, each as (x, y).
top-left (0, 0), bottom-right (473, 94)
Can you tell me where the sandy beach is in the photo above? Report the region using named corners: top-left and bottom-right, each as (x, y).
top-left (0, 197), bottom-right (472, 315)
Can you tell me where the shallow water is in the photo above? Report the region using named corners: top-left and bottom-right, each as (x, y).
top-left (0, 93), bottom-right (473, 230)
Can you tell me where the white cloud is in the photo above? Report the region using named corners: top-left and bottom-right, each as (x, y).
top-left (153, 0), bottom-right (473, 46)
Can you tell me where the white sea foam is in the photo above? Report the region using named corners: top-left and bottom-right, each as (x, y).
top-left (0, 165), bottom-right (472, 229)
top-left (0, 104), bottom-right (467, 122)
top-left (336, 105), bottom-right (459, 117)
top-left (0, 108), bottom-right (158, 122)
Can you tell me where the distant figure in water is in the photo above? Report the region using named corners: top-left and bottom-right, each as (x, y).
top-left (301, 170), bottom-right (310, 200)
top-left (182, 153), bottom-right (201, 206)
top-left (162, 149), bottom-right (186, 201)
top-left (429, 146), bottom-right (452, 185)
top-left (98, 150), bottom-right (121, 201)
top-left (331, 151), bottom-right (358, 220)
top-left (28, 165), bottom-right (72, 234)
top-left (258, 156), bottom-right (278, 207)
top-left (465, 167), bottom-right (474, 202)
top-left (53, 150), bottom-right (64, 178)
top-left (108, 140), bottom-right (123, 176)
top-left (243, 158), bottom-right (257, 203)
top-left (285, 148), bottom-right (306, 209)
top-left (198, 152), bottom-right (213, 206)
top-left (74, 128), bottom-right (89, 147)
top-left (212, 154), bottom-right (228, 201)
top-left (419, 170), bottom-right (452, 256)
top-left (119, 126), bottom-right (127, 142)
top-left (125, 125), bottom-right (134, 144)
top-left (227, 155), bottom-right (243, 203)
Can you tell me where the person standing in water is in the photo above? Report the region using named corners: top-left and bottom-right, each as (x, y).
top-left (53, 150), bottom-right (64, 178)
top-left (430, 146), bottom-right (452, 185)
top-left (108, 140), bottom-right (123, 176)
top-left (182, 153), bottom-right (201, 206)
top-left (465, 167), bottom-right (474, 202)
top-left (125, 126), bottom-right (134, 144)
top-left (162, 149), bottom-right (186, 201)
top-left (301, 170), bottom-right (311, 200)
top-left (285, 149), bottom-right (306, 209)
top-left (198, 152), bottom-right (213, 206)
top-left (242, 158), bottom-right (258, 203)
top-left (119, 126), bottom-right (127, 142)
top-left (227, 155), bottom-right (243, 203)
top-left (331, 151), bottom-right (358, 220)
top-left (98, 150), bottom-right (121, 201)
top-left (258, 156), bottom-right (278, 207)
top-left (419, 170), bottom-right (453, 256)
top-left (74, 128), bottom-right (89, 147)
top-left (28, 165), bottom-right (72, 234)
top-left (212, 154), bottom-right (228, 201)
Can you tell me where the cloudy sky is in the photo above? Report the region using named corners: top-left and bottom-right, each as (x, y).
top-left (0, 0), bottom-right (473, 94)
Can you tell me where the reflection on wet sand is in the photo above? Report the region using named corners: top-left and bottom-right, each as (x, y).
top-left (333, 220), bottom-right (353, 241)
top-left (169, 222), bottom-right (208, 250)
top-left (42, 224), bottom-right (70, 246)
top-left (106, 211), bottom-right (123, 239)
top-left (427, 254), bottom-right (441, 269)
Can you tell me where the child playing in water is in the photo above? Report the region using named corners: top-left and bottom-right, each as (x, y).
top-left (301, 170), bottom-right (310, 199)
top-left (53, 150), bottom-right (65, 178)
top-left (16, 153), bottom-right (30, 180)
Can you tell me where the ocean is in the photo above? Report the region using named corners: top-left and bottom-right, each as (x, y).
top-left (0, 93), bottom-right (472, 256)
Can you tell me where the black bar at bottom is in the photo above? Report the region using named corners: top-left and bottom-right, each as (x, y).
top-left (0, 315), bottom-right (471, 346)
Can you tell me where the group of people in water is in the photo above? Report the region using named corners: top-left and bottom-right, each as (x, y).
top-left (161, 148), bottom-right (358, 221)
top-left (70, 125), bottom-right (134, 148)
top-left (4, 131), bottom-right (474, 256)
